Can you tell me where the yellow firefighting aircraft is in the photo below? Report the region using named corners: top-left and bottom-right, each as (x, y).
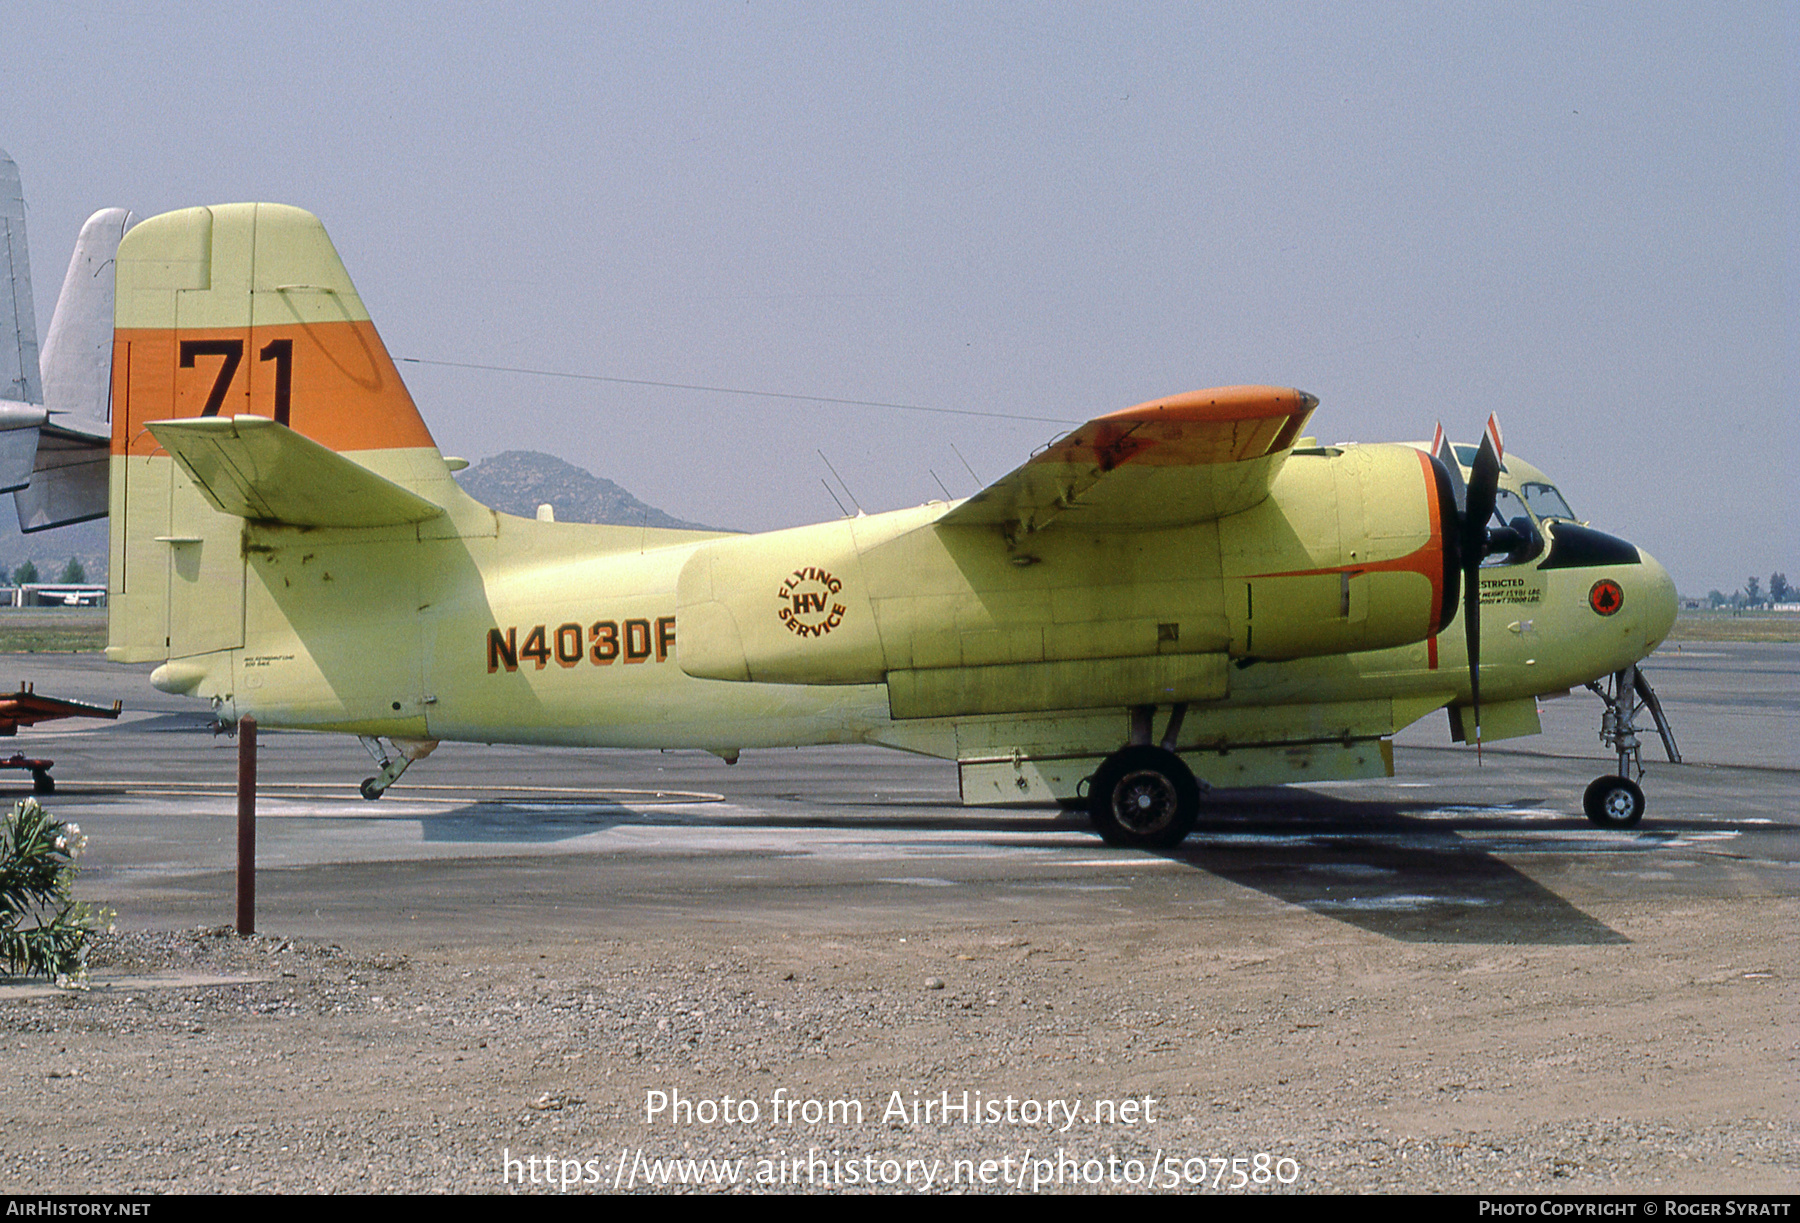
top-left (105, 204), bottom-right (1680, 847)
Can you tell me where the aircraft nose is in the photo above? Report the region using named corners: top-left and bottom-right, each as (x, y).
top-left (1633, 547), bottom-right (1677, 650)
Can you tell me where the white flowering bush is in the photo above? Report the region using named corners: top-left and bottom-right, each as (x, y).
top-left (0, 799), bottom-right (112, 983)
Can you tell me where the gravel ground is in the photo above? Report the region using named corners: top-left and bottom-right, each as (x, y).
top-left (2, 917), bottom-right (1791, 1194)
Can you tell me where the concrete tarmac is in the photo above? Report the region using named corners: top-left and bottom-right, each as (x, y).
top-left (1, 643), bottom-right (1793, 1193)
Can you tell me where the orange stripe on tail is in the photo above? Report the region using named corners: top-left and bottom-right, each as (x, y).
top-left (112, 321), bottom-right (436, 457)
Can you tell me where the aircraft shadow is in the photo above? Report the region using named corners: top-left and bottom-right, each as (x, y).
top-left (131, 713), bottom-right (225, 732)
top-left (1159, 787), bottom-right (1628, 946)
top-left (406, 788), bottom-right (1626, 945)
top-left (416, 800), bottom-right (644, 844)
top-left (414, 797), bottom-right (1026, 842)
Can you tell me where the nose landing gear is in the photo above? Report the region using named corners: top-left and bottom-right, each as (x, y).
top-left (1582, 664), bottom-right (1679, 827)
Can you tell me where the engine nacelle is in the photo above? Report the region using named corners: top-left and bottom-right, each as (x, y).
top-left (1219, 442), bottom-right (1456, 661)
top-left (675, 443), bottom-right (1455, 719)
top-left (677, 515), bottom-right (892, 686)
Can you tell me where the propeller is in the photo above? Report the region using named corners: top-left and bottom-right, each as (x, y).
top-left (1432, 416), bottom-right (1505, 748)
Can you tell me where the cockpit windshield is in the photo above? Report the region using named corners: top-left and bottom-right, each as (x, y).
top-left (1521, 482), bottom-right (1577, 522)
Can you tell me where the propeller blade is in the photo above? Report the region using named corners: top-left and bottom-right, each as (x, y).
top-left (1432, 422), bottom-right (1467, 518)
top-left (1459, 414), bottom-right (1505, 745)
top-left (1464, 559), bottom-right (1483, 743)
top-left (1462, 416), bottom-right (1503, 558)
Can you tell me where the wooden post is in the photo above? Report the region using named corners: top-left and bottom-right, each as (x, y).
top-left (236, 716), bottom-right (256, 935)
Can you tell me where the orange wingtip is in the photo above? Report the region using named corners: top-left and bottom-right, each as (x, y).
top-left (1101, 385), bottom-right (1318, 424)
top-left (1032, 384), bottom-right (1320, 471)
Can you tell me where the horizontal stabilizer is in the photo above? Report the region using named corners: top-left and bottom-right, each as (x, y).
top-left (0, 401), bottom-right (48, 494)
top-left (147, 415), bottom-right (444, 527)
top-left (17, 416), bottom-right (109, 532)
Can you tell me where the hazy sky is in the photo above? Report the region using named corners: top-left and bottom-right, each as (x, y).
top-left (5, 2), bottom-right (1791, 594)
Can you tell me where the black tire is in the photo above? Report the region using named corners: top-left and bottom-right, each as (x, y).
top-left (359, 777), bottom-right (384, 801)
top-left (31, 771), bottom-right (53, 795)
top-left (1087, 746), bottom-right (1200, 849)
top-left (1583, 775), bottom-right (1644, 827)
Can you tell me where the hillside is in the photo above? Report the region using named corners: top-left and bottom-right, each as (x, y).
top-left (454, 450), bottom-right (719, 530)
top-left (0, 514), bottom-right (106, 586)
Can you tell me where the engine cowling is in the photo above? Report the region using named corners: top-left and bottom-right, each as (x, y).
top-left (675, 443), bottom-right (1455, 719)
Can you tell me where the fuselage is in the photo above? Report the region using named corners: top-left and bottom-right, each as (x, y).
top-left (150, 442), bottom-right (1671, 784)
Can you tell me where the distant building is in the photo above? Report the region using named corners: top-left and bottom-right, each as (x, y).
top-left (6, 584), bottom-right (107, 608)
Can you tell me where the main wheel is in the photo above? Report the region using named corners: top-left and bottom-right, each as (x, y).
top-left (1088, 746), bottom-right (1201, 849)
top-left (1583, 775), bottom-right (1644, 827)
top-left (359, 777), bottom-right (385, 801)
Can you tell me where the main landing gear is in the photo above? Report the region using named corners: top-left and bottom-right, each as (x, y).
top-left (1582, 664), bottom-right (1679, 828)
top-left (1086, 704), bottom-right (1203, 849)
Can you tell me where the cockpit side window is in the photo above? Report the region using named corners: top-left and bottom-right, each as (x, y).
top-left (1482, 488), bottom-right (1544, 566)
top-left (1521, 481), bottom-right (1577, 522)
top-left (1488, 488), bottom-right (1528, 530)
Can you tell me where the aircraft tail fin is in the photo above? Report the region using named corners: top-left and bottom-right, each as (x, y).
top-left (16, 208), bottom-right (135, 529)
top-left (0, 149), bottom-right (47, 498)
top-left (0, 150), bottom-right (41, 406)
top-left (0, 150), bottom-right (133, 517)
top-left (109, 203), bottom-right (464, 665)
top-left (41, 208), bottom-right (132, 422)
top-left (112, 202), bottom-right (442, 462)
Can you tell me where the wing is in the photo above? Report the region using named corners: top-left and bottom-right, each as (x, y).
top-left (939, 385), bottom-right (1317, 537)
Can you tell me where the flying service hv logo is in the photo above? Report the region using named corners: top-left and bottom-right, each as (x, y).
top-left (778, 567), bottom-right (847, 638)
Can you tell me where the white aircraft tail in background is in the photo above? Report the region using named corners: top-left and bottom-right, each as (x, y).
top-left (0, 147), bottom-right (131, 531)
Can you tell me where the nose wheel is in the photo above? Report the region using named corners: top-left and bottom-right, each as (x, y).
top-left (1087, 745), bottom-right (1201, 849)
top-left (1582, 775), bottom-right (1645, 827)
